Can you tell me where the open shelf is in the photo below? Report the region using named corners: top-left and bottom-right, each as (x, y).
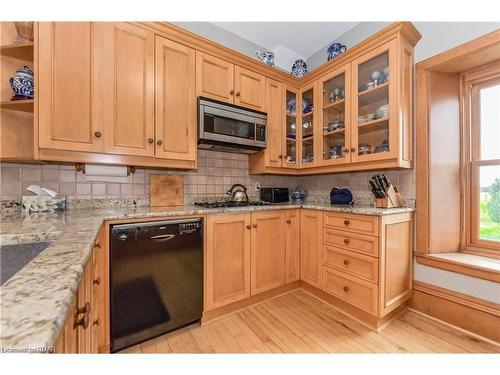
top-left (0, 99), bottom-right (34, 112)
top-left (0, 42), bottom-right (34, 60)
top-left (358, 116), bottom-right (389, 128)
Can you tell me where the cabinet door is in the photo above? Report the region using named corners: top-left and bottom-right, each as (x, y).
top-left (91, 227), bottom-right (108, 353)
top-left (38, 22), bottom-right (103, 152)
top-left (318, 64), bottom-right (351, 166)
top-left (155, 36), bottom-right (197, 161)
top-left (285, 209), bottom-right (301, 283)
top-left (102, 23), bottom-right (155, 157)
top-left (298, 83), bottom-right (318, 167)
top-left (300, 209), bottom-right (323, 287)
top-left (351, 39), bottom-right (398, 163)
top-left (283, 87), bottom-right (299, 168)
top-left (234, 66), bottom-right (266, 111)
top-left (205, 214), bottom-right (251, 310)
top-left (196, 52), bottom-right (234, 103)
top-left (264, 78), bottom-right (283, 167)
top-left (250, 210), bottom-right (286, 295)
top-left (76, 252), bottom-right (93, 354)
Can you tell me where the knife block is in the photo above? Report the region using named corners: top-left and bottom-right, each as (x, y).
top-left (375, 184), bottom-right (402, 208)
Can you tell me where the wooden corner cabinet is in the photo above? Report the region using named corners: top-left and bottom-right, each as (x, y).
top-left (250, 22), bottom-right (420, 175)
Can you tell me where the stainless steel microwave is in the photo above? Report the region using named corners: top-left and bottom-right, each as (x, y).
top-left (198, 97), bottom-right (267, 154)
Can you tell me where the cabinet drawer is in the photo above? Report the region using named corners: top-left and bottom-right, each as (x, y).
top-left (324, 212), bottom-right (379, 236)
top-left (324, 229), bottom-right (379, 257)
top-left (323, 267), bottom-right (378, 315)
top-left (323, 246), bottom-right (378, 284)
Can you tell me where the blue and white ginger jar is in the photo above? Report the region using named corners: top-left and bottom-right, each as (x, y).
top-left (327, 42), bottom-right (347, 61)
top-left (255, 51), bottom-right (275, 67)
top-left (9, 66), bottom-right (34, 99)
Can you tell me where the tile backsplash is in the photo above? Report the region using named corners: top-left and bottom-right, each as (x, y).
top-left (0, 150), bottom-right (415, 205)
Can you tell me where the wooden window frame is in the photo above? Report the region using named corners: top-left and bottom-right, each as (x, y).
top-left (461, 63), bottom-right (500, 258)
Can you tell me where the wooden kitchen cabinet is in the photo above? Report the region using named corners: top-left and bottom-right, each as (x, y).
top-left (263, 78), bottom-right (283, 168)
top-left (196, 52), bottom-right (234, 103)
top-left (285, 209), bottom-right (301, 283)
top-left (250, 210), bottom-right (286, 295)
top-left (102, 23), bottom-right (155, 157)
top-left (196, 52), bottom-right (266, 111)
top-left (38, 22), bottom-right (104, 153)
top-left (55, 227), bottom-right (107, 354)
top-left (234, 65), bottom-right (266, 111)
top-left (155, 36), bottom-right (197, 161)
top-left (300, 209), bottom-right (323, 288)
top-left (205, 214), bottom-right (251, 310)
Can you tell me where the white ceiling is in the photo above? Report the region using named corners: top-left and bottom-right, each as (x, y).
top-left (211, 22), bottom-right (359, 69)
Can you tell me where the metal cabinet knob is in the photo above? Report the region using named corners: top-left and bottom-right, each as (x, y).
top-left (343, 259), bottom-right (350, 266)
top-left (252, 224), bottom-right (257, 228)
top-left (286, 220), bottom-right (291, 224)
top-left (343, 148), bottom-right (349, 153)
top-left (246, 225), bottom-right (251, 230)
top-left (93, 277), bottom-right (101, 285)
top-left (94, 131), bottom-right (102, 138)
top-left (350, 148), bottom-right (356, 152)
top-left (279, 155), bottom-right (283, 159)
top-left (148, 138), bottom-right (154, 144)
top-left (344, 220), bottom-right (350, 225)
top-left (157, 140), bottom-right (163, 146)
top-left (344, 238), bottom-right (350, 245)
top-left (235, 92), bottom-right (240, 97)
top-left (230, 90), bottom-right (235, 95)
top-left (92, 319), bottom-right (100, 327)
top-left (343, 286), bottom-right (349, 292)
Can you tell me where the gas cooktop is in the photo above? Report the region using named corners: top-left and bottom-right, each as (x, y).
top-left (193, 201), bottom-right (271, 209)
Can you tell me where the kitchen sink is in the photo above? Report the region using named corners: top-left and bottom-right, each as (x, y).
top-left (0, 241), bottom-right (51, 285)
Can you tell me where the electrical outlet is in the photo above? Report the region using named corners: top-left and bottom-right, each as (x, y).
top-left (255, 182), bottom-right (261, 191)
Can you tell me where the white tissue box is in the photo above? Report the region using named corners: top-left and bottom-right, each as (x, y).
top-left (22, 195), bottom-right (66, 212)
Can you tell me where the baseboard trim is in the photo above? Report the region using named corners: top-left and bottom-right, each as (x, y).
top-left (410, 282), bottom-right (500, 343)
top-left (408, 308), bottom-right (500, 348)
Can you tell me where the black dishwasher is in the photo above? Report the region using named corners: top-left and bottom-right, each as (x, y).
top-left (110, 219), bottom-right (203, 352)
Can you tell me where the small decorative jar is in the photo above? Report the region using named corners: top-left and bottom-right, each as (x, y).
top-left (327, 42), bottom-right (347, 61)
top-left (255, 51), bottom-right (275, 67)
top-left (291, 59), bottom-right (308, 78)
top-left (9, 66), bottom-right (34, 99)
top-left (14, 22), bottom-right (34, 43)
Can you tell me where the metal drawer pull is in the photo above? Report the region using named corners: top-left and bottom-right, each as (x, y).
top-left (343, 286), bottom-right (349, 292)
top-left (150, 234), bottom-right (175, 242)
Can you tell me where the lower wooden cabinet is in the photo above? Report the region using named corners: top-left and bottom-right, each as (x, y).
top-left (205, 214), bottom-right (252, 311)
top-left (300, 209), bottom-right (323, 288)
top-left (55, 227), bottom-right (107, 353)
top-left (285, 209), bottom-right (301, 283)
top-left (250, 210), bottom-right (286, 295)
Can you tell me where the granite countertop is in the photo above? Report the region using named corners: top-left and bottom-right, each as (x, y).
top-left (0, 202), bottom-right (414, 350)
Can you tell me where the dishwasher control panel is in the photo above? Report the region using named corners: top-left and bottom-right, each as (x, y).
top-left (179, 221), bottom-right (202, 234)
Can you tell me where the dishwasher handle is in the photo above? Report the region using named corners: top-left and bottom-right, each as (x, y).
top-left (149, 234), bottom-right (176, 242)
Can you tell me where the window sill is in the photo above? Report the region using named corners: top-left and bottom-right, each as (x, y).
top-left (416, 252), bottom-right (500, 283)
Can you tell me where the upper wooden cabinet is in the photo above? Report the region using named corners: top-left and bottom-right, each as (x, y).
top-left (38, 22), bottom-right (104, 153)
top-left (263, 78), bottom-right (283, 168)
top-left (155, 36), bottom-right (197, 161)
top-left (102, 23), bottom-right (155, 157)
top-left (196, 52), bottom-right (234, 103)
top-left (196, 52), bottom-right (266, 111)
top-left (234, 66), bottom-right (266, 111)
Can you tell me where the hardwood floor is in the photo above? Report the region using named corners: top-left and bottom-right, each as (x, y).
top-left (121, 289), bottom-right (499, 354)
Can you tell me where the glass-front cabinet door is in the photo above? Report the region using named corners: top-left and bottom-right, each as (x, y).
top-left (351, 39), bottom-right (397, 163)
top-left (298, 84), bottom-right (316, 166)
top-left (318, 65), bottom-right (351, 165)
top-left (284, 87), bottom-right (298, 168)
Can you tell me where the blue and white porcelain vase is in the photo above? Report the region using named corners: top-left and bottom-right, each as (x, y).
top-left (255, 50), bottom-right (275, 67)
top-left (291, 59), bottom-right (308, 78)
top-left (9, 66), bottom-right (34, 99)
top-left (327, 42), bottom-right (347, 61)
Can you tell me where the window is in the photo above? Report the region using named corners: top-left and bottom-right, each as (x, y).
top-left (464, 66), bottom-right (500, 256)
